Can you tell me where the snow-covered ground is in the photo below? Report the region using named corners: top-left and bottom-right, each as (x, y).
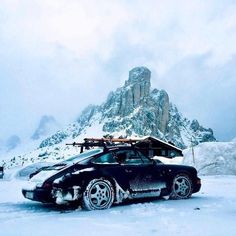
top-left (0, 176), bottom-right (236, 236)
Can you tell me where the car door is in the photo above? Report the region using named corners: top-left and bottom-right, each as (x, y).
top-left (91, 151), bottom-right (130, 191)
top-left (114, 149), bottom-right (166, 195)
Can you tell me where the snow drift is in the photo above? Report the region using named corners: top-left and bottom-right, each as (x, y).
top-left (183, 141), bottom-right (236, 175)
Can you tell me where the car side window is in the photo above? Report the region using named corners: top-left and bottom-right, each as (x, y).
top-left (115, 150), bottom-right (144, 165)
top-left (93, 153), bottom-right (118, 164)
top-left (137, 150), bottom-right (152, 164)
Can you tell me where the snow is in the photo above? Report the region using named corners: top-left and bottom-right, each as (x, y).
top-left (15, 162), bottom-right (55, 180)
top-left (0, 176), bottom-right (236, 236)
top-left (80, 115), bottom-right (104, 138)
top-left (153, 156), bottom-right (183, 165)
top-left (231, 137), bottom-right (236, 142)
top-left (183, 142), bottom-right (236, 175)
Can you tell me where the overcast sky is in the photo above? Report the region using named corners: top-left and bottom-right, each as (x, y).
top-left (0, 0), bottom-right (236, 142)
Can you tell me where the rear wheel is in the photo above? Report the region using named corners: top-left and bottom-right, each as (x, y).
top-left (170, 174), bottom-right (193, 200)
top-left (82, 178), bottom-right (114, 210)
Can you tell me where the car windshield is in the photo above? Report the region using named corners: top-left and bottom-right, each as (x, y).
top-left (44, 148), bottom-right (103, 171)
top-left (61, 148), bottom-right (103, 164)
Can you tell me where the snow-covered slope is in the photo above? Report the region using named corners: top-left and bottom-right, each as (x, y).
top-left (183, 141), bottom-right (236, 175)
top-left (0, 115), bottom-right (62, 169)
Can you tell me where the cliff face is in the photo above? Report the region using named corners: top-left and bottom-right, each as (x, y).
top-left (40, 67), bottom-right (216, 149)
top-left (101, 68), bottom-right (170, 140)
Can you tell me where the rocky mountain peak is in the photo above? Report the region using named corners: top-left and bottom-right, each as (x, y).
top-left (39, 67), bottom-right (216, 149)
top-left (126, 66), bottom-right (151, 85)
top-left (31, 115), bottom-right (60, 140)
top-left (124, 67), bottom-right (151, 105)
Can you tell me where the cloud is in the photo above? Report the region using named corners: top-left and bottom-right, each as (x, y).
top-left (0, 0), bottom-right (236, 141)
top-left (2, 0), bottom-right (236, 66)
top-left (154, 54), bottom-right (236, 141)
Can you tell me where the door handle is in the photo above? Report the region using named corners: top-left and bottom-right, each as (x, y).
top-left (125, 169), bottom-right (132, 173)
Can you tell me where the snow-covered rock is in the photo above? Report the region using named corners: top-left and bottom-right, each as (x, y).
top-left (183, 142), bottom-right (236, 175)
top-left (40, 67), bottom-right (216, 149)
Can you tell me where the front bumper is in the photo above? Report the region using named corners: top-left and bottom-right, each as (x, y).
top-left (52, 186), bottom-right (82, 205)
top-left (22, 188), bottom-right (54, 203)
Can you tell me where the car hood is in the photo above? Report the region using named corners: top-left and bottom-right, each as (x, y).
top-left (27, 163), bottom-right (93, 187)
top-left (30, 169), bottom-right (59, 183)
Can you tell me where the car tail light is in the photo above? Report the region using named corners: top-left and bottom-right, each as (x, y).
top-left (197, 179), bottom-right (201, 185)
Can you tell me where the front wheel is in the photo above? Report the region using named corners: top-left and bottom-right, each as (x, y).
top-left (170, 174), bottom-right (193, 200)
top-left (82, 178), bottom-right (114, 210)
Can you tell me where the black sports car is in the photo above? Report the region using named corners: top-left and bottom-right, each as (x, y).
top-left (22, 142), bottom-right (201, 210)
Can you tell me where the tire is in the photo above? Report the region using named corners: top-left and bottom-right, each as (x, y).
top-left (81, 178), bottom-right (114, 210)
top-left (170, 174), bottom-right (193, 200)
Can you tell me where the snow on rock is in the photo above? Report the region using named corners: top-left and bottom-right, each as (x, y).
top-left (183, 142), bottom-right (236, 175)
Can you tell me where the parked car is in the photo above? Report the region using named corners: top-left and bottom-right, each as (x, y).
top-left (22, 139), bottom-right (201, 210)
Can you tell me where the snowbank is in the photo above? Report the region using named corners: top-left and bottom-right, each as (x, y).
top-left (183, 142), bottom-right (236, 175)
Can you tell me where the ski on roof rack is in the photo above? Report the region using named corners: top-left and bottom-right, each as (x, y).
top-left (66, 137), bottom-right (142, 153)
top-left (84, 137), bottom-right (141, 143)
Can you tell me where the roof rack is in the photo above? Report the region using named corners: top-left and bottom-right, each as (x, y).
top-left (66, 137), bottom-right (141, 153)
top-left (65, 136), bottom-right (182, 156)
